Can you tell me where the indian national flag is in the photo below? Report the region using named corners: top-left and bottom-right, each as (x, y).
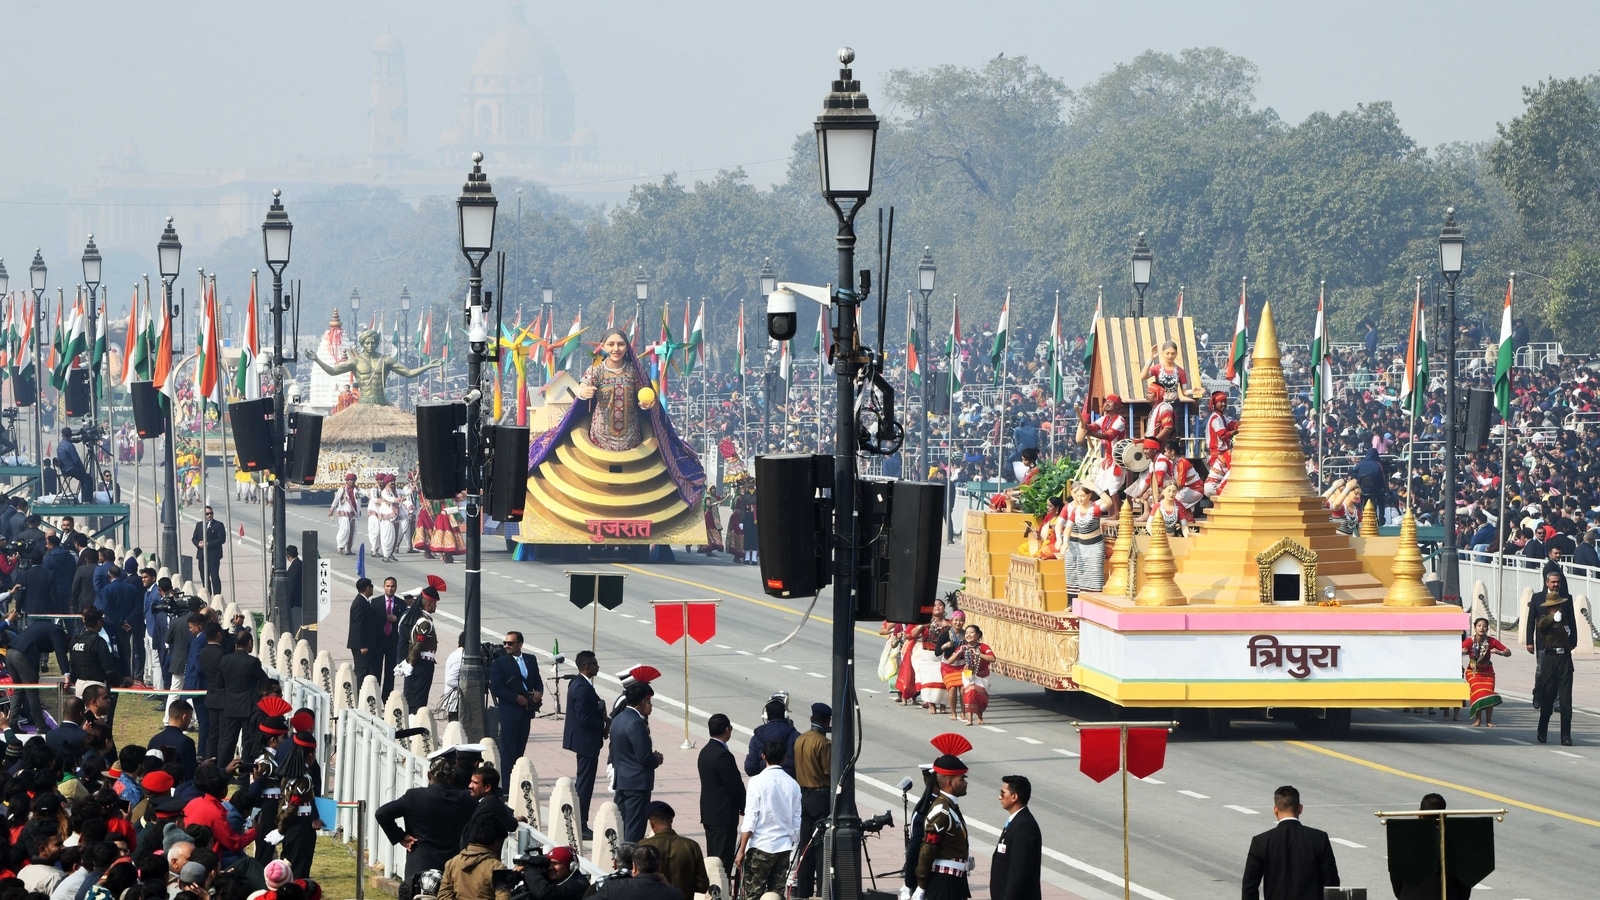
top-left (685, 301), bottom-right (704, 375)
top-left (51, 297), bottom-right (85, 391)
top-left (557, 309), bottom-right (584, 370)
top-left (813, 304), bottom-right (829, 358)
top-left (1048, 291), bottom-right (1064, 403)
top-left (905, 290), bottom-right (921, 388)
top-left (195, 279), bottom-right (221, 407)
top-left (947, 296), bottom-right (963, 397)
top-left (15, 299), bottom-right (36, 402)
top-left (235, 277), bottom-right (262, 399)
top-left (990, 289), bottom-right (1009, 375)
top-left (120, 288), bottom-right (141, 384)
top-left (1311, 283), bottom-right (1332, 408)
top-left (1225, 278), bottom-right (1250, 391)
top-left (1402, 277), bottom-right (1429, 418)
top-left (1494, 276), bottom-right (1514, 420)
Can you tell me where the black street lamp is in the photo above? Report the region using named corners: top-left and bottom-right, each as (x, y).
top-left (350, 288), bottom-right (361, 328)
top-left (81, 235), bottom-right (103, 430)
top-left (758, 259), bottom-right (776, 448)
top-left (225, 297), bottom-right (235, 340)
top-left (1131, 230), bottom-right (1153, 317)
top-left (261, 191), bottom-right (294, 633)
top-left (156, 222), bottom-right (182, 571)
top-left (456, 151), bottom-right (498, 742)
top-left (29, 251), bottom-right (47, 475)
top-left (812, 47), bottom-right (878, 900)
top-left (916, 248), bottom-right (936, 479)
top-left (634, 268), bottom-right (649, 342)
top-left (399, 286), bottom-right (412, 357)
top-left (1437, 207), bottom-right (1465, 606)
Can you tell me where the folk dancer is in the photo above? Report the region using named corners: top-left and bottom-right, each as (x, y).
top-left (1157, 441), bottom-right (1204, 512)
top-left (369, 474), bottom-right (400, 562)
top-left (1128, 385), bottom-right (1175, 504)
top-left (329, 474), bottom-right (360, 555)
top-left (398, 480), bottom-right (419, 555)
top-left (396, 583), bottom-right (441, 714)
top-left (914, 733), bottom-right (974, 900)
top-left (1076, 395), bottom-right (1127, 496)
top-left (1203, 391), bottom-right (1237, 498)
top-left (1063, 483), bottom-right (1113, 596)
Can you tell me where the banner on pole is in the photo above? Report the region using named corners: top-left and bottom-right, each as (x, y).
top-left (1079, 728), bottom-right (1120, 783)
top-left (650, 599), bottom-right (721, 645)
top-left (1125, 728), bottom-right (1169, 779)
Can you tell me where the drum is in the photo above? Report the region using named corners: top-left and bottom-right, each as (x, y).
top-left (1116, 439), bottom-right (1152, 473)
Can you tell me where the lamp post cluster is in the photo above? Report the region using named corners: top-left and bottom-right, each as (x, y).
top-left (156, 219), bottom-right (183, 571)
top-left (1437, 207), bottom-right (1465, 606)
top-left (916, 247), bottom-right (935, 479)
top-left (261, 190), bottom-right (295, 631)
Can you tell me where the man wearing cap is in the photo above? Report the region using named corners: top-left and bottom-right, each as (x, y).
top-left (914, 734), bottom-right (973, 900)
top-left (521, 845), bottom-right (589, 900)
top-left (791, 702), bottom-right (832, 899)
top-left (251, 700), bottom-right (292, 858)
top-left (743, 697), bottom-right (798, 778)
top-left (490, 631), bottom-right (544, 780)
top-left (401, 585), bottom-right (441, 714)
top-left (563, 650), bottom-right (606, 840)
top-left (609, 682), bottom-right (663, 844)
top-left (330, 474), bottom-right (360, 555)
top-left (736, 740), bottom-right (801, 900)
top-left (378, 757), bottom-right (475, 900)
top-left (639, 801), bottom-right (707, 900)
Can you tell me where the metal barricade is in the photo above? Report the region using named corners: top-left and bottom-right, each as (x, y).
top-left (1514, 342), bottom-right (1562, 370)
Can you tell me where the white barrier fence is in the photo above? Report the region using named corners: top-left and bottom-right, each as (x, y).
top-left (1458, 553), bottom-right (1600, 643)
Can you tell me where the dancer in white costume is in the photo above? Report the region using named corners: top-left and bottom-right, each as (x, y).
top-left (329, 473), bottom-right (359, 554)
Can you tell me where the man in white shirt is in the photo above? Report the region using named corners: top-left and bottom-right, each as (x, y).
top-left (18, 820), bottom-right (65, 894)
top-left (735, 739), bottom-right (802, 900)
top-left (443, 635), bottom-right (465, 721)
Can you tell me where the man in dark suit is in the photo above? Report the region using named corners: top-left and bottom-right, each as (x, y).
top-left (489, 631), bottom-right (544, 781)
top-left (697, 712), bottom-right (745, 872)
top-left (216, 631), bottom-right (266, 771)
top-left (609, 681), bottom-right (663, 843)
top-left (190, 506), bottom-right (226, 596)
top-left (562, 650), bottom-right (606, 840)
top-left (461, 765), bottom-right (518, 851)
top-left (374, 577), bottom-right (405, 697)
top-left (992, 775), bottom-right (1042, 900)
top-left (1242, 785), bottom-right (1340, 900)
top-left (284, 545), bottom-right (304, 634)
top-left (197, 622), bottom-right (228, 762)
top-left (346, 578), bottom-right (379, 689)
top-left (377, 756), bottom-right (474, 892)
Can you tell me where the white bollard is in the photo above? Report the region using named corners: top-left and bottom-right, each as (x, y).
top-left (590, 801), bottom-right (623, 871)
top-left (359, 675), bottom-right (382, 718)
top-left (442, 721), bottom-right (467, 749)
top-left (292, 639), bottom-right (313, 681)
top-left (259, 623), bottom-right (279, 665)
top-left (408, 712), bottom-right (434, 757)
top-left (333, 662), bottom-right (357, 715)
top-left (313, 651), bottom-right (335, 695)
top-left (546, 775), bottom-right (580, 852)
top-left (383, 689), bottom-right (408, 732)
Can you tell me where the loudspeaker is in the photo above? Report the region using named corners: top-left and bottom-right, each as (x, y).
top-left (487, 424), bottom-right (530, 521)
top-left (857, 478), bottom-right (894, 620)
top-left (12, 369), bottom-right (37, 408)
top-left (755, 454), bottom-right (833, 598)
top-left (1459, 388), bottom-right (1493, 452)
top-left (883, 481), bottom-right (947, 624)
top-left (417, 402), bottom-right (467, 500)
top-left (130, 381), bottom-right (166, 438)
top-left (286, 412), bottom-right (323, 485)
top-left (228, 399), bottom-right (276, 472)
top-left (928, 377), bottom-right (951, 415)
top-left (64, 369), bottom-right (91, 417)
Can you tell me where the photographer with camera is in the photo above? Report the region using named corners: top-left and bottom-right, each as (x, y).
top-left (518, 845), bottom-right (589, 900)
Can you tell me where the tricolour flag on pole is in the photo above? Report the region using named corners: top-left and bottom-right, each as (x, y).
top-left (1174, 285), bottom-right (1185, 319)
top-left (235, 278), bottom-right (262, 399)
top-left (1494, 276), bottom-right (1515, 420)
top-left (685, 301), bottom-right (704, 376)
top-left (52, 296), bottom-right (85, 392)
top-left (813, 305), bottom-right (830, 358)
top-left (1225, 278), bottom-right (1250, 391)
top-left (557, 309), bottom-right (584, 370)
top-left (1311, 283), bottom-right (1332, 408)
top-left (121, 287), bottom-right (141, 384)
top-left (990, 289), bottom-right (1009, 376)
top-left (1402, 277), bottom-right (1429, 419)
top-left (1049, 291), bottom-right (1065, 403)
top-left (196, 279), bottom-right (221, 407)
top-left (906, 291), bottom-right (921, 388)
top-left (947, 296), bottom-right (963, 397)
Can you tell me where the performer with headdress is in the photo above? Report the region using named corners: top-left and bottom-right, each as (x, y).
top-left (276, 711), bottom-right (323, 877)
top-left (914, 733), bottom-right (973, 900)
top-left (1076, 395), bottom-right (1127, 496)
top-left (1203, 391), bottom-right (1237, 498)
top-left (329, 473), bottom-right (359, 555)
top-left (371, 473), bottom-right (400, 561)
top-left (251, 698), bottom-right (292, 859)
top-left (1063, 483), bottom-right (1113, 597)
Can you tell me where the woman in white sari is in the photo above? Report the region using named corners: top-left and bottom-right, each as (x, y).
top-left (911, 597), bottom-right (952, 713)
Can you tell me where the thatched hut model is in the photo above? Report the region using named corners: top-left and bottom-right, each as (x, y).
top-left (309, 404), bottom-right (417, 489)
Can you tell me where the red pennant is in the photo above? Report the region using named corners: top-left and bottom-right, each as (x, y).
top-left (686, 602), bottom-right (718, 644)
top-left (653, 603), bottom-right (686, 645)
top-left (1125, 728), bottom-right (1168, 779)
top-left (1079, 728), bottom-right (1121, 783)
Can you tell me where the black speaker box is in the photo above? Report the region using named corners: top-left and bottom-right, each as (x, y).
top-left (286, 412), bottom-right (323, 485)
top-left (228, 398), bottom-right (276, 472)
top-left (130, 381), bottom-right (166, 438)
top-left (929, 376), bottom-right (951, 415)
top-left (1459, 388), bottom-right (1493, 453)
top-left (883, 480), bottom-right (947, 624)
top-left (857, 478), bottom-right (894, 620)
top-left (64, 369), bottom-right (91, 417)
top-left (487, 424), bottom-right (530, 522)
top-left (12, 369), bottom-right (37, 408)
top-left (755, 453), bottom-right (833, 598)
top-left (417, 402), bottom-right (466, 500)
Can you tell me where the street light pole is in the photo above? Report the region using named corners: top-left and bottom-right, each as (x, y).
top-left (916, 248), bottom-right (936, 480)
top-left (456, 152), bottom-right (499, 741)
top-left (1437, 207), bottom-right (1465, 606)
top-left (156, 221), bottom-right (182, 572)
top-left (29, 252), bottom-right (47, 477)
top-left (758, 260), bottom-right (775, 450)
top-left (542, 283), bottom-right (555, 383)
top-left (81, 236), bottom-right (102, 431)
top-left (261, 191), bottom-right (294, 632)
top-left (814, 47), bottom-right (878, 900)
top-left (1131, 230), bottom-right (1153, 318)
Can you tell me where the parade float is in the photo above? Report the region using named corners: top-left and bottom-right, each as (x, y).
top-left (515, 331), bottom-right (708, 549)
top-left (961, 304), bottom-right (1468, 734)
top-left (303, 319), bottom-right (440, 489)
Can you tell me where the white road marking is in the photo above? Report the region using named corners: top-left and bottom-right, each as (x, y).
top-left (1330, 838), bottom-right (1365, 849)
top-left (1552, 749), bottom-right (1585, 759)
top-left (1224, 805), bottom-right (1260, 815)
top-left (1499, 737), bottom-right (1527, 745)
top-left (806, 672), bottom-right (825, 678)
top-left (1053, 748), bottom-right (1079, 758)
top-left (860, 688), bottom-right (879, 694)
top-left (1136, 776), bottom-right (1164, 784)
top-left (1017, 737), bottom-right (1043, 745)
top-left (982, 725), bottom-right (1007, 733)
top-left (782, 664), bottom-right (800, 670)
top-left (736, 650), bottom-right (753, 656)
top-left (716, 644), bottom-right (732, 650)
top-left (1177, 790), bottom-right (1210, 800)
top-left (620, 614), bottom-right (635, 619)
top-left (758, 657), bottom-right (777, 663)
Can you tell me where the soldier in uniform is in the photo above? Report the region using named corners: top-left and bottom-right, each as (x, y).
top-left (329, 473), bottom-right (360, 555)
top-left (399, 584), bottom-right (441, 713)
top-left (914, 733), bottom-right (974, 900)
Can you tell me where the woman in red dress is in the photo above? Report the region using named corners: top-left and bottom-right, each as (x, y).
top-left (953, 624), bottom-right (996, 726)
top-left (1463, 617), bottom-right (1511, 726)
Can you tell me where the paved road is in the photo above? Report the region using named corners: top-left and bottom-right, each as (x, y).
top-left (115, 469), bottom-right (1597, 900)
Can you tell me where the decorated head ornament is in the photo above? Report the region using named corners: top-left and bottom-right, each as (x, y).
top-left (1104, 394), bottom-right (1121, 406)
top-left (930, 732), bottom-right (972, 776)
top-left (257, 696), bottom-right (292, 719)
top-left (1211, 390), bottom-right (1229, 409)
top-left (1147, 384), bottom-right (1165, 403)
top-left (344, 473), bottom-right (358, 482)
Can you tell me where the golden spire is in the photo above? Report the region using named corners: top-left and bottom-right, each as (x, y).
top-left (1217, 301), bottom-right (1316, 500)
top-left (1384, 510), bottom-right (1434, 607)
top-left (1101, 501), bottom-right (1136, 596)
top-left (1360, 500), bottom-right (1379, 537)
top-left (1135, 516), bottom-right (1186, 607)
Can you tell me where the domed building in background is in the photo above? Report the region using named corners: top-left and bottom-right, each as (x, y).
top-left (440, 1), bottom-right (597, 172)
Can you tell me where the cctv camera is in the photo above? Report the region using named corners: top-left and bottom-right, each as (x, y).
top-left (767, 287), bottom-right (797, 341)
top-left (464, 389), bottom-right (483, 403)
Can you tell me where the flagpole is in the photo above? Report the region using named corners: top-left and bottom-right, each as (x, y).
top-left (680, 602), bottom-right (694, 751)
top-left (220, 376), bottom-right (240, 609)
top-left (1495, 274), bottom-right (1515, 632)
top-left (994, 289), bottom-right (1011, 484)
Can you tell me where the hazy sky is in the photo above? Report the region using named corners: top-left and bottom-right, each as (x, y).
top-left (4, 0), bottom-right (1599, 206)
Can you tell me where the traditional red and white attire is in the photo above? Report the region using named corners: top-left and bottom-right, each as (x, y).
top-left (1082, 409), bottom-right (1128, 495)
top-left (328, 477), bottom-right (359, 555)
top-left (1063, 499), bottom-right (1109, 593)
top-left (1204, 407), bottom-right (1237, 497)
top-left (1166, 456), bottom-right (1205, 510)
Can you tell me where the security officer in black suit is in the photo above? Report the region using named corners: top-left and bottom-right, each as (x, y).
top-left (190, 505), bottom-right (227, 596)
top-left (696, 712), bottom-right (744, 873)
top-left (377, 756), bottom-right (475, 900)
top-left (216, 631), bottom-right (266, 770)
top-left (347, 578), bottom-right (380, 689)
top-left (489, 631), bottom-right (544, 780)
top-left (991, 775), bottom-right (1042, 900)
top-left (562, 650), bottom-right (606, 839)
top-left (1241, 785), bottom-right (1340, 900)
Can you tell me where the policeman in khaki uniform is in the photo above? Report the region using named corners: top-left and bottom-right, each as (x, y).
top-left (915, 733), bottom-right (974, 900)
top-left (397, 584), bottom-right (441, 714)
top-left (791, 702), bottom-right (832, 897)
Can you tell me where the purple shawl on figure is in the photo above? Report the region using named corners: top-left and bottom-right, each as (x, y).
top-left (527, 345), bottom-right (706, 510)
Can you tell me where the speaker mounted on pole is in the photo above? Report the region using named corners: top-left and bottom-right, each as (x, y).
top-left (228, 398), bottom-right (276, 472)
top-left (486, 424), bottom-right (530, 521)
top-left (416, 402), bottom-right (467, 500)
top-left (755, 453), bottom-right (833, 598)
top-left (286, 412), bottom-right (323, 485)
top-left (130, 381), bottom-right (166, 439)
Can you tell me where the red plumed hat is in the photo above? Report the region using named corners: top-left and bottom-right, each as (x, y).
top-left (426, 574), bottom-right (447, 593)
top-left (257, 696), bottom-right (292, 719)
top-left (930, 733), bottom-right (972, 776)
top-left (290, 709), bottom-right (315, 733)
top-left (619, 664), bottom-right (662, 686)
